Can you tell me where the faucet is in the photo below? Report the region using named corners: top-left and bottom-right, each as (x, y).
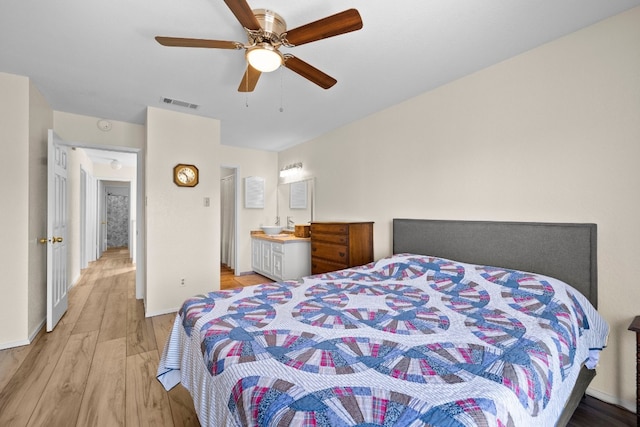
top-left (275, 216), bottom-right (280, 226)
top-left (287, 216), bottom-right (295, 229)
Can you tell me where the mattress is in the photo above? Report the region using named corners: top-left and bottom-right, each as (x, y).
top-left (157, 253), bottom-right (608, 426)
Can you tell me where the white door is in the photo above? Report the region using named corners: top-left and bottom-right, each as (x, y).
top-left (46, 130), bottom-right (68, 332)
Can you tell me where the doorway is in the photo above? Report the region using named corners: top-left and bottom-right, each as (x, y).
top-left (72, 145), bottom-right (142, 298)
top-left (105, 183), bottom-right (131, 249)
top-left (220, 166), bottom-right (238, 273)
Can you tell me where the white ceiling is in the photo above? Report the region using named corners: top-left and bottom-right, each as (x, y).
top-left (1, 0), bottom-right (638, 152)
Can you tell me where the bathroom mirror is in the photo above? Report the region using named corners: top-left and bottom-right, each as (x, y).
top-left (277, 177), bottom-right (315, 229)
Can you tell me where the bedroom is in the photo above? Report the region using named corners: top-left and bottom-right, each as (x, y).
top-left (0, 1), bottom-right (639, 424)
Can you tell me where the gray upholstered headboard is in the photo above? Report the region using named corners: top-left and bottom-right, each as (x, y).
top-left (393, 219), bottom-right (598, 308)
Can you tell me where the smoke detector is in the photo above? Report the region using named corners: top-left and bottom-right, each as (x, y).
top-left (97, 119), bottom-right (112, 132)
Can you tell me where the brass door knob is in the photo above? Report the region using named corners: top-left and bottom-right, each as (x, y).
top-left (54, 237), bottom-right (63, 243)
top-left (39, 238), bottom-right (50, 244)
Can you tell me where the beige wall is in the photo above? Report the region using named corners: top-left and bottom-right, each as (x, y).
top-left (279, 7), bottom-right (640, 411)
top-left (218, 144), bottom-right (278, 274)
top-left (0, 72), bottom-right (53, 348)
top-left (145, 107), bottom-right (221, 315)
top-left (54, 111), bottom-right (145, 149)
top-left (0, 73), bottom-right (31, 347)
top-left (27, 80), bottom-right (53, 336)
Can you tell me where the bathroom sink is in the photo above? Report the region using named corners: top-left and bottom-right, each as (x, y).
top-left (261, 225), bottom-right (283, 235)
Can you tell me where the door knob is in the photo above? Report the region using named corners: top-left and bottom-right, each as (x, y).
top-left (39, 237), bottom-right (50, 244)
top-left (54, 237), bottom-right (63, 243)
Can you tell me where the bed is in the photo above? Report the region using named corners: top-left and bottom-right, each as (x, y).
top-left (157, 219), bottom-right (609, 426)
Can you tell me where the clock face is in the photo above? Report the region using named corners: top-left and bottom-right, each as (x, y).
top-left (173, 164), bottom-right (199, 187)
top-left (177, 167), bottom-right (195, 183)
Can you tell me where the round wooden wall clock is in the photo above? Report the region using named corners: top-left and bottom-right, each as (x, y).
top-left (173, 164), bottom-right (199, 187)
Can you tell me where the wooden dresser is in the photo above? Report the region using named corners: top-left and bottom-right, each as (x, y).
top-left (310, 221), bottom-right (374, 274)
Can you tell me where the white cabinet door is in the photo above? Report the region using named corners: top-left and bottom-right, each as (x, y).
top-left (260, 240), bottom-right (273, 275)
top-left (251, 238), bottom-right (261, 271)
top-left (273, 251), bottom-right (284, 279)
top-left (251, 237), bottom-right (310, 281)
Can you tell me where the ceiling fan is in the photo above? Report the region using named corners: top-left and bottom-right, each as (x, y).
top-left (155, 0), bottom-right (363, 92)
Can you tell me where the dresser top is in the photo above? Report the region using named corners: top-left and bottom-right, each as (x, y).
top-left (311, 221), bottom-right (374, 224)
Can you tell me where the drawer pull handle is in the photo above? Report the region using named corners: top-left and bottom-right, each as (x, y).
top-left (339, 252), bottom-right (345, 257)
top-left (312, 248), bottom-right (317, 252)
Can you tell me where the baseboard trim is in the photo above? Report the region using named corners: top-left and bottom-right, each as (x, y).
top-left (29, 318), bottom-right (46, 342)
top-left (0, 318), bottom-right (46, 350)
top-left (0, 338), bottom-right (31, 351)
top-left (236, 271), bottom-right (255, 276)
top-left (587, 387), bottom-right (637, 414)
top-left (145, 307), bottom-right (179, 318)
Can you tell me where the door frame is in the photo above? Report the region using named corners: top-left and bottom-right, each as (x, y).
top-left (66, 143), bottom-right (145, 301)
top-left (220, 165), bottom-right (239, 274)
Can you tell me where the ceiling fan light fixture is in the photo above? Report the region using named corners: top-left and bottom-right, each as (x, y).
top-left (246, 43), bottom-right (283, 73)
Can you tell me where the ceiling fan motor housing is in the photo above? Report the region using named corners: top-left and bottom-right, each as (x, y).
top-left (253, 9), bottom-right (286, 40)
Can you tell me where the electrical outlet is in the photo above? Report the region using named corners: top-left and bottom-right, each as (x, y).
top-left (180, 278), bottom-right (185, 287)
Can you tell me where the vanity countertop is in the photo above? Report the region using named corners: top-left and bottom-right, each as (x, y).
top-left (251, 230), bottom-right (310, 243)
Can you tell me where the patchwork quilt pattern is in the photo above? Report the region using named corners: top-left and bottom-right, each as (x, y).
top-left (158, 254), bottom-right (608, 426)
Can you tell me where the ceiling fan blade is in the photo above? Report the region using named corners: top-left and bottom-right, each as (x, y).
top-left (238, 65), bottom-right (262, 92)
top-left (155, 36), bottom-right (241, 49)
top-left (284, 56), bottom-right (337, 89)
top-left (285, 9), bottom-right (363, 46)
top-left (224, 0), bottom-right (261, 31)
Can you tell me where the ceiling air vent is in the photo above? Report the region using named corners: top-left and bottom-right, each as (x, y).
top-left (161, 97), bottom-right (199, 110)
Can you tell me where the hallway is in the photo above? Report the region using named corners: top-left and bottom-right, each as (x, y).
top-left (0, 248), bottom-right (198, 426)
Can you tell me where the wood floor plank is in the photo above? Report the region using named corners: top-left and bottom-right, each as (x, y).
top-left (0, 323), bottom-right (72, 426)
top-left (125, 350), bottom-right (173, 426)
top-left (61, 283), bottom-right (92, 327)
top-left (0, 339), bottom-right (34, 392)
top-left (168, 384), bottom-right (201, 427)
top-left (76, 337), bottom-right (127, 427)
top-left (127, 298), bottom-right (157, 356)
top-left (152, 313), bottom-right (177, 354)
top-left (27, 330), bottom-right (99, 427)
top-left (72, 282), bottom-right (109, 334)
top-left (99, 289), bottom-right (128, 342)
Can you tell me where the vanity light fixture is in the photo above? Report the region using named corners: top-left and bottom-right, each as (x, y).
top-left (279, 162), bottom-right (303, 178)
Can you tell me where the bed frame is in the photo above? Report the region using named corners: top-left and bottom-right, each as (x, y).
top-left (392, 219), bottom-right (598, 426)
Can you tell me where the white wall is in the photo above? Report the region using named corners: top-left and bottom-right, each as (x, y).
top-left (67, 147), bottom-right (94, 285)
top-left (145, 107), bottom-right (221, 315)
top-left (279, 7), bottom-right (640, 411)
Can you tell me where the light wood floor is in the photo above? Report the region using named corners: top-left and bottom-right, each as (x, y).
top-left (0, 249), bottom-right (633, 426)
top-left (0, 249), bottom-right (268, 427)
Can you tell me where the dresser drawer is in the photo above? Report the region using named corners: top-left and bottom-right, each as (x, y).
top-left (311, 223), bottom-right (349, 235)
top-left (311, 242), bottom-right (348, 264)
top-left (311, 258), bottom-right (348, 275)
top-left (310, 232), bottom-right (348, 245)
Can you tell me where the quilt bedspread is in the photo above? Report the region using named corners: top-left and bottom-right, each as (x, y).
top-left (157, 253), bottom-right (608, 426)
